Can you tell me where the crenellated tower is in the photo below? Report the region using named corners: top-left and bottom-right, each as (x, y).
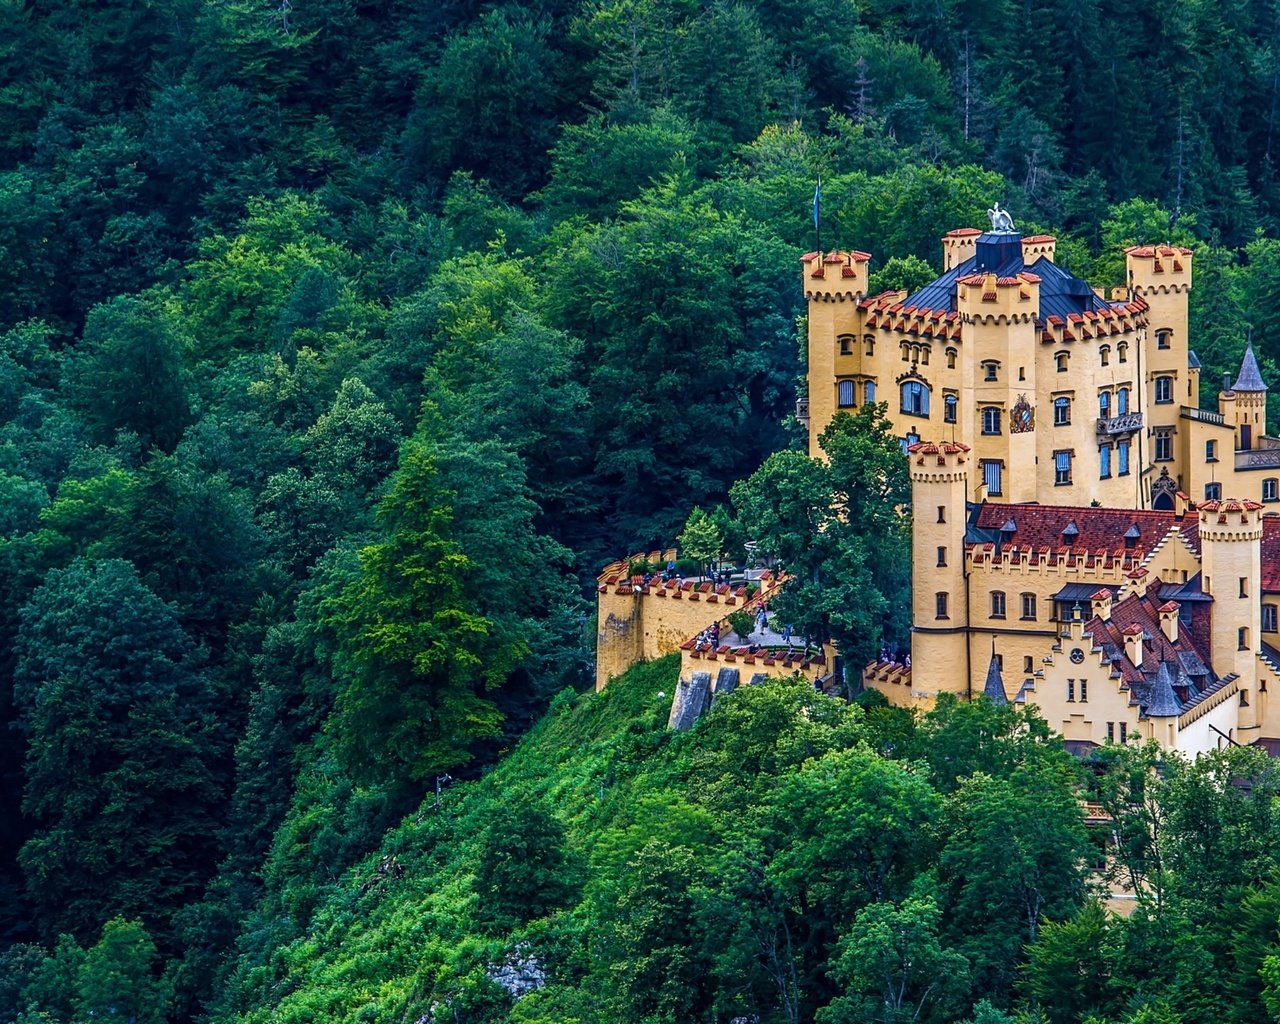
top-left (801, 250), bottom-right (871, 458)
top-left (1198, 498), bottom-right (1263, 684)
top-left (908, 440), bottom-right (972, 702)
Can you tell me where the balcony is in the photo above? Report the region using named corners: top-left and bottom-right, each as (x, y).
top-left (795, 397), bottom-right (809, 426)
top-left (1236, 448), bottom-right (1280, 470)
top-left (1096, 412), bottom-right (1143, 437)
top-left (1181, 405), bottom-right (1224, 426)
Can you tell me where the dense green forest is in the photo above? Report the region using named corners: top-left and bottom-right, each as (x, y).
top-left (4, 0), bottom-right (1280, 1020)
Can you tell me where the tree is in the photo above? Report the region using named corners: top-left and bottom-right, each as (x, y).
top-left (62, 295), bottom-right (191, 452)
top-left (677, 507), bottom-right (723, 576)
top-left (12, 558), bottom-right (220, 942)
top-left (325, 438), bottom-right (506, 790)
top-left (75, 918), bottom-right (167, 1024)
top-left (471, 802), bottom-right (579, 933)
top-left (731, 405), bottom-right (910, 688)
top-left (817, 893), bottom-right (969, 1024)
top-left (1023, 901), bottom-right (1114, 1024)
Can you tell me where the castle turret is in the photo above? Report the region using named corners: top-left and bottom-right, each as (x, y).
top-left (982, 647), bottom-right (1009, 705)
top-left (941, 228), bottom-right (981, 270)
top-left (1198, 498), bottom-right (1263, 683)
top-left (908, 440), bottom-right (971, 701)
top-left (1220, 341), bottom-right (1268, 451)
top-left (802, 249), bottom-right (871, 458)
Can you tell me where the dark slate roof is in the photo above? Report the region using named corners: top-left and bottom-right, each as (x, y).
top-left (1146, 661), bottom-right (1183, 717)
top-left (1234, 341), bottom-right (1269, 392)
top-left (1189, 350), bottom-right (1202, 370)
top-left (904, 232), bottom-right (1112, 318)
top-left (983, 651), bottom-right (1009, 705)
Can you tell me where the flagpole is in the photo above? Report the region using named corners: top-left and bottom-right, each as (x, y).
top-left (813, 173), bottom-right (822, 255)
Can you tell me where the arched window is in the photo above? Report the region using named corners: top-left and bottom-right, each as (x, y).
top-left (946, 347), bottom-right (957, 369)
top-left (1053, 396), bottom-right (1071, 425)
top-left (920, 346), bottom-right (929, 365)
top-left (1099, 391), bottom-right (1111, 417)
top-left (864, 380), bottom-right (877, 404)
top-left (837, 380), bottom-right (856, 408)
top-left (1055, 351), bottom-right (1069, 372)
top-left (864, 335), bottom-right (875, 356)
top-left (990, 591), bottom-right (1006, 618)
top-left (1099, 345), bottom-right (1111, 366)
top-left (1117, 387), bottom-right (1130, 414)
top-left (944, 393), bottom-right (958, 423)
top-left (1118, 342), bottom-right (1129, 363)
top-left (900, 380), bottom-right (930, 416)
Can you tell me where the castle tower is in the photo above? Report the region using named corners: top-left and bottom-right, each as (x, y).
top-left (1198, 498), bottom-right (1263, 684)
top-left (1221, 341), bottom-right (1268, 451)
top-left (1125, 245), bottom-right (1193, 487)
top-left (801, 250), bottom-right (871, 458)
top-left (908, 440), bottom-right (972, 699)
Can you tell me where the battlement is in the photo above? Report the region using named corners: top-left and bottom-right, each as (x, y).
top-left (802, 250), bottom-right (870, 300)
top-left (908, 439), bottom-right (970, 482)
top-left (1041, 303), bottom-right (1146, 345)
top-left (860, 294), bottom-right (962, 340)
top-left (1198, 498), bottom-right (1264, 541)
top-left (941, 228), bottom-right (981, 270)
top-left (1126, 244), bottom-right (1193, 294)
top-left (956, 271), bottom-right (1040, 323)
top-left (1021, 234), bottom-right (1057, 262)
top-left (965, 543), bottom-right (1147, 579)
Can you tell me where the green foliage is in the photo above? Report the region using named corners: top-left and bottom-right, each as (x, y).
top-left (677, 507), bottom-right (723, 574)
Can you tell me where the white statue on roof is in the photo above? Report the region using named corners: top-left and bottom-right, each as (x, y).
top-left (987, 202), bottom-right (1015, 233)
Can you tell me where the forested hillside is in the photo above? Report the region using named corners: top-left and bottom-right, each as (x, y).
top-left (3, 0), bottom-right (1280, 1021)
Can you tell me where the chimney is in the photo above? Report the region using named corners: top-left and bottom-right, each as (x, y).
top-left (1159, 601), bottom-right (1179, 643)
top-left (1123, 623), bottom-right (1144, 669)
top-left (1091, 588), bottom-right (1113, 622)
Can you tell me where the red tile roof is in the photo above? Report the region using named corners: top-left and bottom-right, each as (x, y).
top-left (970, 503), bottom-right (1193, 558)
top-left (1261, 515), bottom-right (1280, 592)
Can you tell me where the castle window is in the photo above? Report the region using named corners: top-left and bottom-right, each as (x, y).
top-left (1118, 342), bottom-right (1129, 363)
top-left (1206, 482), bottom-right (1222, 500)
top-left (936, 592), bottom-right (949, 619)
top-left (983, 360), bottom-right (999, 381)
top-left (1155, 375), bottom-right (1173, 404)
top-left (1067, 679), bottom-right (1075, 702)
top-left (937, 505), bottom-right (946, 524)
top-left (1240, 577), bottom-right (1249, 598)
top-left (864, 380), bottom-right (877, 403)
top-left (981, 407), bottom-right (1002, 435)
top-left (1265, 478), bottom-right (1279, 502)
top-left (944, 393), bottom-right (957, 423)
top-left (1118, 440), bottom-right (1131, 476)
top-left (1099, 391), bottom-right (1111, 417)
top-left (839, 334), bottom-right (854, 356)
top-left (1024, 655), bottom-right (1034, 672)
top-left (1154, 429), bottom-right (1173, 461)
top-left (1080, 679), bottom-right (1088, 702)
top-left (1054, 397), bottom-right (1071, 426)
top-left (937, 546), bottom-right (947, 567)
top-left (900, 380), bottom-right (930, 416)
top-left (1117, 387), bottom-right (1130, 414)
top-left (1264, 605), bottom-right (1277, 633)
top-left (1100, 345), bottom-right (1111, 366)
top-left (837, 380), bottom-right (857, 408)
top-left (946, 347), bottom-right (957, 369)
top-left (1107, 721), bottom-right (1115, 742)
top-left (865, 335), bottom-right (875, 356)
top-left (901, 342), bottom-right (911, 362)
top-left (1157, 328), bottom-right (1172, 349)
top-left (982, 460), bottom-right (1003, 496)
top-left (990, 591), bottom-right (1006, 619)
top-left (1206, 439), bottom-right (1218, 462)
top-left (1240, 626), bottom-right (1250, 650)
top-left (1099, 445), bottom-right (1112, 479)
top-left (1021, 593), bottom-right (1037, 620)
top-left (1056, 351), bottom-right (1069, 372)
top-left (1054, 450), bottom-right (1073, 486)
top-left (920, 346), bottom-right (930, 365)
top-left (1120, 722), bottom-right (1127, 743)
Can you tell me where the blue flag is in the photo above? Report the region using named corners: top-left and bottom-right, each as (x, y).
top-left (812, 178), bottom-right (821, 231)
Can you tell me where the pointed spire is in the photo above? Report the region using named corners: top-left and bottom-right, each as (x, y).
top-left (1146, 660), bottom-right (1182, 718)
top-left (983, 646), bottom-right (1009, 705)
top-left (1233, 340), bottom-right (1268, 393)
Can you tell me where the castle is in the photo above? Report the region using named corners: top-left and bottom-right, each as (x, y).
top-left (595, 217), bottom-right (1280, 756)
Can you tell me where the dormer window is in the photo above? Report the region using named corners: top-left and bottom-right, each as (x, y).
top-left (1124, 524), bottom-right (1140, 549)
top-left (1062, 522), bottom-right (1079, 545)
